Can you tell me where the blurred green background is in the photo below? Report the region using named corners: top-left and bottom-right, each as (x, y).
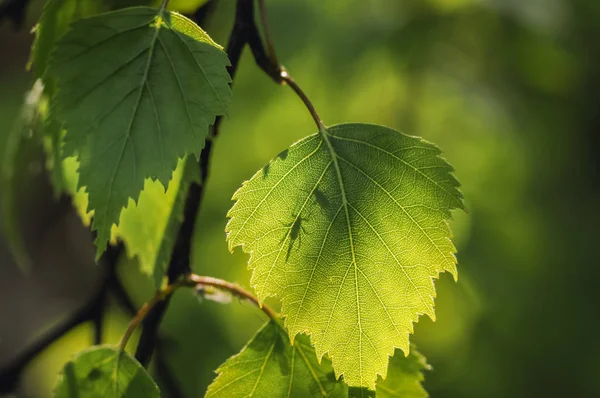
top-left (1, 0), bottom-right (599, 397)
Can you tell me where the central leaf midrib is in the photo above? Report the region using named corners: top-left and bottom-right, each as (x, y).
top-left (102, 12), bottom-right (163, 231)
top-left (319, 127), bottom-right (364, 385)
top-left (294, 341), bottom-right (328, 396)
top-left (248, 336), bottom-right (277, 397)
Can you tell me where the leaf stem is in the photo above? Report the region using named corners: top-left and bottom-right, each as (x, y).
top-left (257, 0), bottom-right (279, 66)
top-left (120, 274), bottom-right (277, 350)
top-left (120, 283), bottom-right (181, 350)
top-left (249, 0), bottom-right (324, 131)
top-left (187, 274), bottom-right (278, 319)
top-left (280, 69), bottom-right (324, 130)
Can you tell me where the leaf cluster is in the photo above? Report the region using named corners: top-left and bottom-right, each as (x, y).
top-left (1, 0), bottom-right (465, 396)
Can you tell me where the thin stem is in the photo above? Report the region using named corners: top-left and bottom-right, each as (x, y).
top-left (257, 0), bottom-right (279, 66)
top-left (244, 0), bottom-right (324, 130)
top-left (280, 70), bottom-right (324, 130)
top-left (121, 274), bottom-right (277, 350)
top-left (187, 274), bottom-right (278, 319)
top-left (120, 282), bottom-right (182, 350)
top-left (0, 244), bottom-right (122, 393)
top-left (160, 0), bottom-right (170, 12)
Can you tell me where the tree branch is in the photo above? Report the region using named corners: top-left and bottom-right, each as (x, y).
top-left (122, 274), bottom-right (276, 350)
top-left (188, 274), bottom-right (277, 319)
top-left (236, 0), bottom-right (324, 129)
top-left (0, 244), bottom-right (121, 393)
top-left (134, 2), bottom-right (249, 367)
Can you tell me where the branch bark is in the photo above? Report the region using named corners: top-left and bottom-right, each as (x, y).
top-left (133, 0), bottom-right (250, 367)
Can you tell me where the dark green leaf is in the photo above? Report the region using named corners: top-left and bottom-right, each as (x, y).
top-left (48, 6), bottom-right (231, 258)
top-left (54, 345), bottom-right (160, 397)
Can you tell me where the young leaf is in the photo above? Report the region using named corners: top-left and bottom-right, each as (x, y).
top-left (205, 320), bottom-right (346, 398)
top-left (113, 156), bottom-right (199, 287)
top-left (227, 123), bottom-right (464, 388)
top-left (60, 156), bottom-right (197, 286)
top-left (376, 346), bottom-right (430, 398)
top-left (349, 345), bottom-right (431, 398)
top-left (48, 6), bottom-right (232, 258)
top-left (54, 345), bottom-right (160, 397)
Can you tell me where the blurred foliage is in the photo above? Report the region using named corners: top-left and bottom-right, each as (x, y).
top-left (1, 0), bottom-right (600, 397)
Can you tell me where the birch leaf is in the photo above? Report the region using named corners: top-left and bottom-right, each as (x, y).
top-left (48, 6), bottom-right (231, 258)
top-left (227, 123), bottom-right (463, 388)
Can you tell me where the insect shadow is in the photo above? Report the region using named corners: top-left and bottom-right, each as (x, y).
top-left (281, 186), bottom-right (333, 262)
top-left (283, 214), bottom-right (309, 262)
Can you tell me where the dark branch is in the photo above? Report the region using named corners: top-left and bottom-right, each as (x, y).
top-left (134, 0), bottom-right (320, 367)
top-left (242, 0), bottom-right (323, 128)
top-left (189, 0), bottom-right (218, 25)
top-left (133, 1), bottom-right (249, 367)
top-left (0, 244), bottom-right (121, 393)
top-left (238, 0), bottom-right (283, 84)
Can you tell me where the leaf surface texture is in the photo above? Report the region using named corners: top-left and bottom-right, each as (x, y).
top-left (54, 345), bottom-right (160, 397)
top-left (227, 123), bottom-right (463, 388)
top-left (205, 320), bottom-right (345, 398)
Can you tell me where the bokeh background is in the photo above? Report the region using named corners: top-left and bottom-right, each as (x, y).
top-left (1, 0), bottom-right (599, 397)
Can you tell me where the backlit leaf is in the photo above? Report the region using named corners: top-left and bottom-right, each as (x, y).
top-left (205, 320), bottom-right (346, 398)
top-left (227, 123), bottom-right (463, 388)
top-left (375, 346), bottom-right (430, 398)
top-left (113, 156), bottom-right (199, 287)
top-left (61, 156), bottom-right (197, 286)
top-left (48, 6), bottom-right (231, 258)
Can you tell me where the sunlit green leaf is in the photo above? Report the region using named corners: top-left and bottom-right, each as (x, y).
top-left (113, 156), bottom-right (199, 287)
top-left (54, 345), bottom-right (160, 397)
top-left (376, 346), bottom-right (430, 398)
top-left (227, 123), bottom-right (463, 388)
top-left (205, 320), bottom-right (346, 398)
top-left (48, 6), bottom-right (231, 258)
top-left (348, 345), bottom-right (430, 397)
